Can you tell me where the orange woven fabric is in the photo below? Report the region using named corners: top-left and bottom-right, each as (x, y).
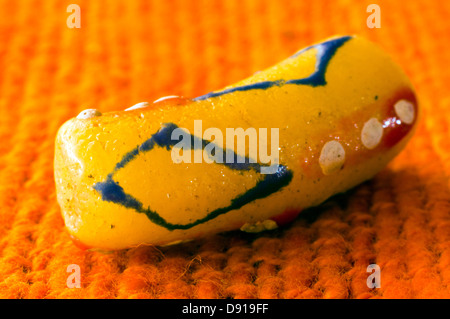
top-left (0, 0), bottom-right (449, 299)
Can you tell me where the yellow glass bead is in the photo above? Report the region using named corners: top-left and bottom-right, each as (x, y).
top-left (54, 36), bottom-right (418, 251)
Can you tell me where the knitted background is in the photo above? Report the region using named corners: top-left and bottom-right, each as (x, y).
top-left (0, 0), bottom-right (449, 299)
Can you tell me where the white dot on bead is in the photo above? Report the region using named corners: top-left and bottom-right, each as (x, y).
top-left (125, 102), bottom-right (150, 111)
top-left (361, 117), bottom-right (383, 150)
top-left (394, 99), bottom-right (415, 124)
top-left (76, 109), bottom-right (102, 119)
top-left (319, 140), bottom-right (345, 175)
top-left (240, 220), bottom-right (278, 233)
top-left (153, 95), bottom-right (180, 103)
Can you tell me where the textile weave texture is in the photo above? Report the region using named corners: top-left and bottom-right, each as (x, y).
top-left (0, 0), bottom-right (449, 299)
